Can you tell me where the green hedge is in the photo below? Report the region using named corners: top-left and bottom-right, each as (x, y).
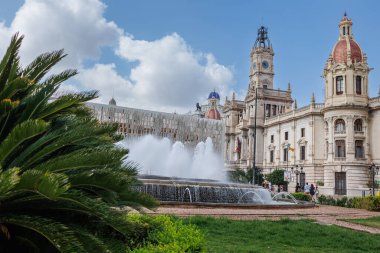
top-left (318, 195), bottom-right (380, 211)
top-left (291, 192), bottom-right (312, 202)
top-left (127, 214), bottom-right (205, 253)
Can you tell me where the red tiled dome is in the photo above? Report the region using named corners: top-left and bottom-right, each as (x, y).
top-left (332, 38), bottom-right (362, 64)
top-left (206, 108), bottom-right (221, 120)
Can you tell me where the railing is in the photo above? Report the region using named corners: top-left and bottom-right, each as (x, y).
top-left (334, 157), bottom-right (346, 161)
top-left (334, 130), bottom-right (346, 134)
top-left (369, 96), bottom-right (380, 103)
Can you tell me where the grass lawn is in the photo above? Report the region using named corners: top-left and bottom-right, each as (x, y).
top-left (184, 216), bottom-right (380, 253)
top-left (341, 216), bottom-right (380, 229)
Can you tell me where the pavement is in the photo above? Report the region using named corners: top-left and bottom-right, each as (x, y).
top-left (153, 204), bottom-right (380, 234)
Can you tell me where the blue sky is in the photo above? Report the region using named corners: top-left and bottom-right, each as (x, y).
top-left (0, 0), bottom-right (379, 113)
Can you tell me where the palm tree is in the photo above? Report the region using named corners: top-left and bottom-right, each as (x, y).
top-left (0, 33), bottom-right (157, 252)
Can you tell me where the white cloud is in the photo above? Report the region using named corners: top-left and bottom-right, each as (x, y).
top-left (116, 33), bottom-right (234, 112)
top-left (75, 63), bottom-right (133, 104)
top-left (0, 0), bottom-right (121, 69)
top-left (0, 0), bottom-right (235, 113)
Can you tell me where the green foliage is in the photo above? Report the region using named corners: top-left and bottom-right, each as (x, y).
top-left (186, 216), bottom-right (380, 253)
top-left (127, 214), bottom-right (205, 253)
top-left (318, 195), bottom-right (380, 211)
top-left (0, 33), bottom-right (158, 252)
top-left (291, 192), bottom-right (312, 201)
top-left (265, 169), bottom-right (285, 186)
top-left (316, 180), bottom-right (324, 186)
top-left (228, 167), bottom-right (263, 185)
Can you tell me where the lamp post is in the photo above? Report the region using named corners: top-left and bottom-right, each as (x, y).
top-left (368, 163), bottom-right (379, 196)
top-left (252, 87), bottom-right (258, 185)
top-left (291, 165), bottom-right (303, 190)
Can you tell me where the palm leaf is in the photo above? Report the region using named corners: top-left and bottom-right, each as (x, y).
top-left (0, 119), bottom-right (49, 167)
top-left (0, 33), bottom-right (23, 92)
top-left (0, 215), bottom-right (85, 252)
top-left (0, 77), bottom-right (31, 101)
top-left (22, 50), bottom-right (66, 83)
top-left (0, 167), bottom-right (20, 196)
top-left (15, 170), bottom-right (70, 199)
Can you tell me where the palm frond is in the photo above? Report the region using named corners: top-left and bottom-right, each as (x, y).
top-left (0, 215), bottom-right (85, 252)
top-left (0, 33), bottom-right (23, 92)
top-left (22, 50), bottom-right (66, 83)
top-left (0, 167), bottom-right (20, 196)
top-left (15, 170), bottom-right (70, 199)
top-left (38, 90), bottom-right (97, 120)
top-left (0, 77), bottom-right (30, 101)
top-left (0, 120), bottom-right (49, 167)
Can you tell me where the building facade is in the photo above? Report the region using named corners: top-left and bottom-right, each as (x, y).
top-left (86, 99), bottom-right (225, 152)
top-left (224, 15), bottom-right (380, 196)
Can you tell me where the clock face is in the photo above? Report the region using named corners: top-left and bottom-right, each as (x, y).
top-left (262, 60), bottom-right (269, 69)
top-left (252, 62), bottom-right (256, 70)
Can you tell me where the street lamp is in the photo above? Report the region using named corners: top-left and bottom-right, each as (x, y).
top-left (252, 87), bottom-right (258, 185)
top-left (291, 165), bottom-right (303, 185)
top-left (368, 163), bottom-right (379, 196)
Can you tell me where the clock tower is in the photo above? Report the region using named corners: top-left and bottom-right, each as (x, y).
top-left (249, 26), bottom-right (274, 90)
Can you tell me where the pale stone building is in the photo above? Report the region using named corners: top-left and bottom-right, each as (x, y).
top-left (86, 99), bottom-right (225, 152)
top-left (224, 15), bottom-right (380, 196)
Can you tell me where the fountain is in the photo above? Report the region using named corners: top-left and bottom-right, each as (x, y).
top-left (120, 135), bottom-right (313, 208)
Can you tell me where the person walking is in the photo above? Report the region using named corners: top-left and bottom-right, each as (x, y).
top-left (304, 182), bottom-right (310, 194)
top-left (310, 183), bottom-right (316, 202)
top-left (295, 183), bottom-right (301, 193)
top-left (314, 186), bottom-right (319, 202)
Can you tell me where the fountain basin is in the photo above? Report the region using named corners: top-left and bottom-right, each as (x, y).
top-left (138, 175), bottom-right (314, 208)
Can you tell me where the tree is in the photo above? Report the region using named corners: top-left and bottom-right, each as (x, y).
top-left (228, 167), bottom-right (264, 185)
top-left (0, 34), bottom-right (157, 252)
top-left (265, 169), bottom-right (286, 187)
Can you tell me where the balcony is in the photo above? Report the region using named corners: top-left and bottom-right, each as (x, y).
top-left (334, 157), bottom-right (346, 162)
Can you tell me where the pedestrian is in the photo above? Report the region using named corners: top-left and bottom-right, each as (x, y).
top-left (304, 182), bottom-right (310, 194)
top-left (310, 183), bottom-right (316, 202)
top-left (295, 183), bottom-right (301, 193)
top-left (314, 186), bottom-right (319, 202)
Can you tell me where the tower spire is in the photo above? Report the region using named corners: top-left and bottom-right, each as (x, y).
top-left (254, 26), bottom-right (271, 48)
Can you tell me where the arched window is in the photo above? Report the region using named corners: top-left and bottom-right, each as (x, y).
top-left (336, 76), bottom-right (344, 95)
top-left (356, 76), bottom-right (362, 95)
top-left (334, 119), bottom-right (346, 133)
top-left (354, 119), bottom-right (363, 132)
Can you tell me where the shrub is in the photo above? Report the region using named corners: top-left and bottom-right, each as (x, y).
top-left (316, 180), bottom-right (324, 186)
top-left (291, 192), bottom-right (312, 202)
top-left (336, 196), bottom-right (348, 207)
top-left (127, 214), bottom-right (205, 253)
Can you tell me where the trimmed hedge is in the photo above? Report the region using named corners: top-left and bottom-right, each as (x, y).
top-left (291, 192), bottom-right (312, 202)
top-left (318, 195), bottom-right (380, 211)
top-left (127, 214), bottom-right (205, 253)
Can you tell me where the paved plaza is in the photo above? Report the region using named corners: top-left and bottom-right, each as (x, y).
top-left (154, 205), bottom-right (380, 234)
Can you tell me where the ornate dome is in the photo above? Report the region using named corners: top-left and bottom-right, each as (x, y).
top-left (206, 108), bottom-right (221, 120)
top-left (208, 91), bottom-right (220, 100)
top-left (331, 14), bottom-right (363, 64)
top-left (109, 97), bottom-right (117, 106)
top-left (332, 39), bottom-right (362, 64)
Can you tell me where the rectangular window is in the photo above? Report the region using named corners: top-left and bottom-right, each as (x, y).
top-left (356, 76), bottom-right (362, 95)
top-left (301, 128), bottom-right (305, 137)
top-left (355, 140), bottom-right (364, 158)
top-left (335, 140), bottom-right (346, 158)
top-left (336, 76), bottom-right (344, 95)
top-left (300, 146), bottom-right (306, 160)
top-left (270, 135), bottom-right (274, 143)
top-left (272, 105), bottom-right (277, 116)
top-left (285, 131), bottom-right (288, 141)
top-left (270, 150), bottom-right (274, 163)
top-left (283, 148), bottom-right (288, 161)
